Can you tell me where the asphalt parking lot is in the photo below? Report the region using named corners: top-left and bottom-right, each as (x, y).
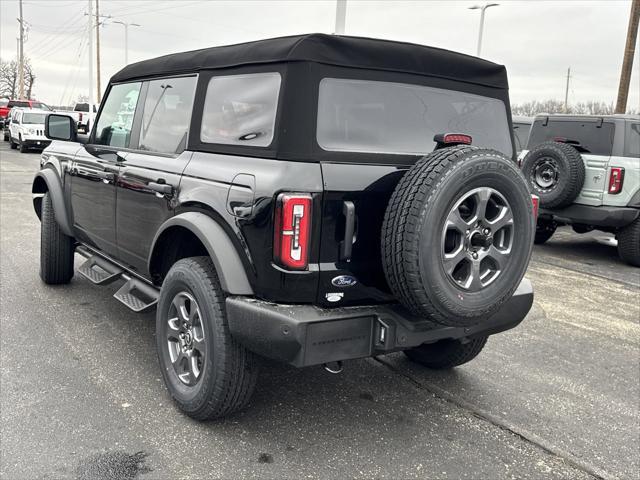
top-left (1, 141), bottom-right (638, 480)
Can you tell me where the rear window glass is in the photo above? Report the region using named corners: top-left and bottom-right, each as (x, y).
top-left (317, 78), bottom-right (512, 156)
top-left (624, 122), bottom-right (639, 158)
top-left (527, 119), bottom-right (615, 155)
top-left (30, 102), bottom-right (50, 110)
top-left (200, 72), bottom-right (281, 147)
top-left (0, 99), bottom-right (8, 107)
top-left (22, 112), bottom-right (47, 124)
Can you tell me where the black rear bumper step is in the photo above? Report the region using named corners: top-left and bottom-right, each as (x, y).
top-left (540, 204), bottom-right (639, 228)
top-left (76, 246), bottom-right (159, 313)
top-left (227, 279), bottom-right (533, 367)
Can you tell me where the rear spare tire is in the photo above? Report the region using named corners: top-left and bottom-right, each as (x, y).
top-left (521, 141), bottom-right (585, 208)
top-left (382, 146), bottom-right (535, 327)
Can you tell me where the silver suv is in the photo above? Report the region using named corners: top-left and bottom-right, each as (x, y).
top-left (520, 114), bottom-right (640, 266)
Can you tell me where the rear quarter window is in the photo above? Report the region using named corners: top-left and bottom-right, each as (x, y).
top-left (624, 122), bottom-right (639, 158)
top-left (527, 119), bottom-right (615, 156)
top-left (200, 72), bottom-right (281, 147)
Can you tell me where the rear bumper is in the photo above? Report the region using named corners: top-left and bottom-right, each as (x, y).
top-left (227, 278), bottom-right (533, 367)
top-left (540, 204), bottom-right (639, 228)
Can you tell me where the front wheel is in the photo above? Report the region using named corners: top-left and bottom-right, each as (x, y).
top-left (40, 192), bottom-right (75, 284)
top-left (9, 137), bottom-right (17, 149)
top-left (404, 336), bottom-right (488, 369)
top-left (156, 257), bottom-right (259, 420)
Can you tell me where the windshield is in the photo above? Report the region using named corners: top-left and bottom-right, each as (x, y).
top-left (8, 101), bottom-right (29, 108)
top-left (22, 113), bottom-right (47, 124)
top-left (317, 78), bottom-right (512, 157)
top-left (31, 102), bottom-right (51, 111)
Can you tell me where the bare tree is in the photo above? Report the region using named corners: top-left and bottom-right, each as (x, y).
top-left (512, 99), bottom-right (636, 116)
top-left (0, 60), bottom-right (18, 98)
top-left (0, 58), bottom-right (36, 99)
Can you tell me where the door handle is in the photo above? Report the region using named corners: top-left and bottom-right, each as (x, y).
top-left (148, 181), bottom-right (173, 195)
top-left (340, 201), bottom-right (356, 261)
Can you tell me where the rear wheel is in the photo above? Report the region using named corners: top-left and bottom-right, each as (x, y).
top-left (404, 336), bottom-right (488, 369)
top-left (382, 146), bottom-right (535, 327)
top-left (617, 217), bottom-right (640, 267)
top-left (156, 257), bottom-right (259, 420)
top-left (534, 219), bottom-right (557, 244)
top-left (40, 193), bottom-right (75, 284)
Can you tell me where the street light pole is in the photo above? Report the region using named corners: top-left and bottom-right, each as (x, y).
top-left (113, 21), bottom-right (140, 65)
top-left (468, 3), bottom-right (499, 57)
top-left (334, 0), bottom-right (346, 35)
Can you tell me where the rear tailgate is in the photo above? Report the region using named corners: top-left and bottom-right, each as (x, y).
top-left (317, 162), bottom-right (407, 308)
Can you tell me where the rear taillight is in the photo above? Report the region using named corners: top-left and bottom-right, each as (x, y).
top-left (608, 167), bottom-right (624, 194)
top-left (531, 195), bottom-right (540, 219)
top-left (274, 193), bottom-right (312, 270)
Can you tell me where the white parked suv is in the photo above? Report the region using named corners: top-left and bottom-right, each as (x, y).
top-left (520, 114), bottom-right (640, 266)
top-left (8, 108), bottom-right (51, 153)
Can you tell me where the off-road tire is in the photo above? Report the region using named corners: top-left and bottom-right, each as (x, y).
top-left (617, 217), bottom-right (640, 267)
top-left (534, 219), bottom-right (557, 244)
top-left (404, 336), bottom-right (488, 369)
top-left (156, 257), bottom-right (259, 420)
top-left (40, 192), bottom-right (75, 284)
top-left (382, 146), bottom-right (535, 327)
top-left (521, 141), bottom-right (585, 209)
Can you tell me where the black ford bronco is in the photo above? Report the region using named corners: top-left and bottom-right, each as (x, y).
top-left (34, 34), bottom-right (536, 420)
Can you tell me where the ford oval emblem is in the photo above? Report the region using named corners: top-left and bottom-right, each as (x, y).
top-left (331, 275), bottom-right (357, 287)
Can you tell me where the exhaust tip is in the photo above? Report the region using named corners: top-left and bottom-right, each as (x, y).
top-left (323, 361), bottom-right (343, 374)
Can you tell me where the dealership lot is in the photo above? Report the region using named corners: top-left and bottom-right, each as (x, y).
top-left (0, 142), bottom-right (638, 479)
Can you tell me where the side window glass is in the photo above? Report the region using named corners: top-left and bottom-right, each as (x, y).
top-left (200, 72), bottom-right (281, 147)
top-left (94, 82), bottom-right (141, 148)
top-left (625, 122), bottom-right (640, 158)
top-left (138, 76), bottom-right (197, 154)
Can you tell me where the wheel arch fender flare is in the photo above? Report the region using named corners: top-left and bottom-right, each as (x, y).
top-left (149, 212), bottom-right (254, 295)
top-left (32, 169), bottom-right (73, 237)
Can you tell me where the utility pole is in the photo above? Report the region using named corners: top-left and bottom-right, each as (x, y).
top-left (88, 0), bottom-right (94, 122)
top-left (334, 0), bottom-right (346, 35)
top-left (17, 0), bottom-right (25, 99)
top-left (95, 0), bottom-right (102, 103)
top-left (615, 0), bottom-right (640, 114)
top-left (564, 67), bottom-right (571, 113)
top-left (113, 21), bottom-right (141, 65)
top-left (468, 3), bottom-right (499, 57)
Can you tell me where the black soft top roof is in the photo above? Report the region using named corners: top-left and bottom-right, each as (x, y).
top-left (110, 33), bottom-right (508, 89)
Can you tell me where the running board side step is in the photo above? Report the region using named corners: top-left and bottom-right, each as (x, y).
top-left (76, 246), bottom-right (159, 313)
top-left (114, 278), bottom-right (159, 313)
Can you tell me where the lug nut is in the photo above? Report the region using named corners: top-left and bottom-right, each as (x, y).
top-left (472, 251), bottom-right (478, 259)
top-left (483, 228), bottom-right (490, 235)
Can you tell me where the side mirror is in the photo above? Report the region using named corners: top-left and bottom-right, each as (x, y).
top-left (45, 114), bottom-right (77, 142)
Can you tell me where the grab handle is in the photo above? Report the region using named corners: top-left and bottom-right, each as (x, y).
top-left (340, 201), bottom-right (355, 261)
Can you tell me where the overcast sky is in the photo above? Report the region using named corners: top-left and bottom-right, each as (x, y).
top-left (0, 0), bottom-right (638, 109)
